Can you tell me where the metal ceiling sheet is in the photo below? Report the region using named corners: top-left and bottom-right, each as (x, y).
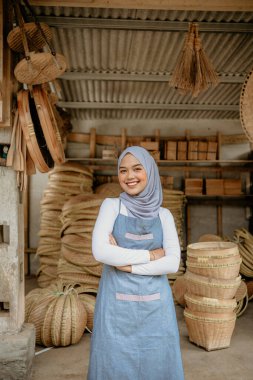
top-left (32, 6), bottom-right (253, 119)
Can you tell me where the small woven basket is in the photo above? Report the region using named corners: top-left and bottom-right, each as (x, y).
top-left (184, 308), bottom-right (236, 351)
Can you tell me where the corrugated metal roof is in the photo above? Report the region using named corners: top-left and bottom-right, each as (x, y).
top-left (32, 6), bottom-right (253, 119)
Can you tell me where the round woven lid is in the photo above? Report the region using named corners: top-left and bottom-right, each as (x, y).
top-left (240, 68), bottom-right (253, 142)
top-left (7, 22), bottom-right (52, 53)
top-left (14, 52), bottom-right (67, 85)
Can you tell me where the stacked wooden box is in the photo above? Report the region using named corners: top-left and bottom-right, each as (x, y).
top-left (164, 140), bottom-right (217, 161)
top-left (184, 242), bottom-right (242, 351)
top-left (185, 178), bottom-right (203, 195)
top-left (206, 179), bottom-right (242, 196)
top-left (140, 141), bottom-right (160, 160)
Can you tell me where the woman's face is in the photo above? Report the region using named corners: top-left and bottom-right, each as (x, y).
top-left (118, 153), bottom-right (148, 196)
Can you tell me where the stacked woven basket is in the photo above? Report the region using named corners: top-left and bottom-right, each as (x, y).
top-left (57, 194), bottom-right (104, 290)
top-left (184, 241), bottom-right (242, 351)
top-left (162, 189), bottom-right (186, 286)
top-left (36, 163), bottom-right (93, 287)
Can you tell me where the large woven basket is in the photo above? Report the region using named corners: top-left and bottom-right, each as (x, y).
top-left (187, 241), bottom-right (239, 259)
top-left (184, 271), bottom-right (241, 299)
top-left (186, 257), bottom-right (242, 279)
top-left (184, 293), bottom-right (237, 314)
top-left (184, 308), bottom-right (236, 351)
top-left (240, 68), bottom-right (253, 142)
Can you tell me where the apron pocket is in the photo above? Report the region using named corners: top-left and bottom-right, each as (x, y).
top-left (115, 292), bottom-right (164, 338)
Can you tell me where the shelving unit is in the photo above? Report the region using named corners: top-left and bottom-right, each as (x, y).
top-left (66, 129), bottom-right (252, 246)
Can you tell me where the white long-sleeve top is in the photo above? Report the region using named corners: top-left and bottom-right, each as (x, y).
top-left (92, 197), bottom-right (181, 276)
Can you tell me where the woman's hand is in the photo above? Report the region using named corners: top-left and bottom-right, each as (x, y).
top-left (109, 234), bottom-right (117, 246)
top-left (116, 265), bottom-right (132, 272)
top-left (149, 248), bottom-right (165, 261)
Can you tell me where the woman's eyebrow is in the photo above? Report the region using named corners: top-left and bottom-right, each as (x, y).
top-left (119, 164), bottom-right (143, 169)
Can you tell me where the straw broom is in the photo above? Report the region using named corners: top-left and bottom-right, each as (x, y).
top-left (192, 23), bottom-right (219, 97)
top-left (170, 23), bottom-right (219, 97)
top-left (169, 23), bottom-right (195, 94)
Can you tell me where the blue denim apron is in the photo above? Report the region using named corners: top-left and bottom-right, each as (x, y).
top-left (88, 208), bottom-right (184, 380)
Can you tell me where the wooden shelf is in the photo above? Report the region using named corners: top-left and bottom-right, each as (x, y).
top-left (186, 195), bottom-right (253, 206)
top-left (66, 158), bottom-right (253, 173)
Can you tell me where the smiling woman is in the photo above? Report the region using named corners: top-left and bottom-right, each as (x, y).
top-left (88, 146), bottom-right (184, 380)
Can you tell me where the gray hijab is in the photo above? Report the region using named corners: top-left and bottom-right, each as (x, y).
top-left (118, 146), bottom-right (163, 219)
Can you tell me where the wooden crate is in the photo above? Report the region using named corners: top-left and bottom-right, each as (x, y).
top-left (177, 141), bottom-right (187, 160)
top-left (198, 141), bottom-right (208, 160)
top-left (165, 141), bottom-right (177, 160)
top-left (161, 176), bottom-right (174, 189)
top-left (185, 178), bottom-right (203, 195)
top-left (224, 179), bottom-right (242, 195)
top-left (140, 141), bottom-right (159, 151)
top-left (206, 179), bottom-right (224, 195)
top-left (207, 142), bottom-right (217, 160)
top-left (188, 141), bottom-right (198, 160)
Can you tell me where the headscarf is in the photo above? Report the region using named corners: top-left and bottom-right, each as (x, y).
top-left (118, 146), bottom-right (163, 219)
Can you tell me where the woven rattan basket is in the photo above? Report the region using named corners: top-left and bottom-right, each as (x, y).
top-left (240, 68), bottom-right (253, 142)
top-left (184, 308), bottom-right (236, 351)
top-left (184, 293), bottom-right (237, 314)
top-left (172, 275), bottom-right (187, 306)
top-left (7, 22), bottom-right (52, 52)
top-left (184, 271), bottom-right (241, 299)
top-left (187, 241), bottom-right (239, 259)
top-left (186, 257), bottom-right (242, 279)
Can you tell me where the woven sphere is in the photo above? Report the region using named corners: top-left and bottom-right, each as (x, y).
top-left (25, 281), bottom-right (87, 347)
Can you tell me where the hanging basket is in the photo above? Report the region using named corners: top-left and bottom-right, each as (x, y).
top-left (7, 22), bottom-right (52, 52)
top-left (240, 69), bottom-right (253, 142)
top-left (32, 85), bottom-right (65, 164)
top-left (14, 52), bottom-right (67, 85)
top-left (17, 89), bottom-right (54, 173)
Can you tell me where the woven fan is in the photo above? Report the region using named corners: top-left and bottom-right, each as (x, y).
top-left (12, 1), bottom-right (67, 85)
top-left (170, 23), bottom-right (219, 97)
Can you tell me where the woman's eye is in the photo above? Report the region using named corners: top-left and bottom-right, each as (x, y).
top-left (120, 170), bottom-right (126, 174)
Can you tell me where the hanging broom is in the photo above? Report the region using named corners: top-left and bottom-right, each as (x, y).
top-left (169, 23), bottom-right (195, 94)
top-left (192, 23), bottom-right (219, 97)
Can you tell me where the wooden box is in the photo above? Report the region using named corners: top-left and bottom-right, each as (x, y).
top-left (165, 141), bottom-right (177, 160)
top-left (140, 141), bottom-right (159, 151)
top-left (188, 141), bottom-right (198, 160)
top-left (207, 142), bottom-right (217, 160)
top-left (177, 141), bottom-right (187, 160)
top-left (206, 179), bottom-right (224, 195)
top-left (224, 179), bottom-right (242, 195)
top-left (198, 141), bottom-right (208, 160)
top-left (161, 176), bottom-right (174, 189)
top-left (185, 178), bottom-right (203, 195)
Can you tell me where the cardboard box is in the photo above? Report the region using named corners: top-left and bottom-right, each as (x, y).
top-left (177, 141), bottom-right (187, 160)
top-left (185, 178), bottom-right (203, 195)
top-left (198, 141), bottom-right (208, 160)
top-left (224, 179), bottom-right (242, 195)
top-left (207, 142), bottom-right (217, 160)
top-left (188, 141), bottom-right (198, 160)
top-left (140, 141), bottom-right (159, 151)
top-left (206, 179), bottom-right (224, 195)
top-left (165, 141), bottom-right (177, 160)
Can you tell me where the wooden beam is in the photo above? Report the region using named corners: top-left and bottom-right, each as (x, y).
top-left (30, 1), bottom-right (253, 12)
top-left (31, 16), bottom-right (253, 33)
top-left (57, 101), bottom-right (239, 111)
top-left (61, 71), bottom-right (245, 83)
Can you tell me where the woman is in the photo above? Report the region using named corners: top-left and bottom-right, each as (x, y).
top-left (88, 146), bottom-right (184, 380)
